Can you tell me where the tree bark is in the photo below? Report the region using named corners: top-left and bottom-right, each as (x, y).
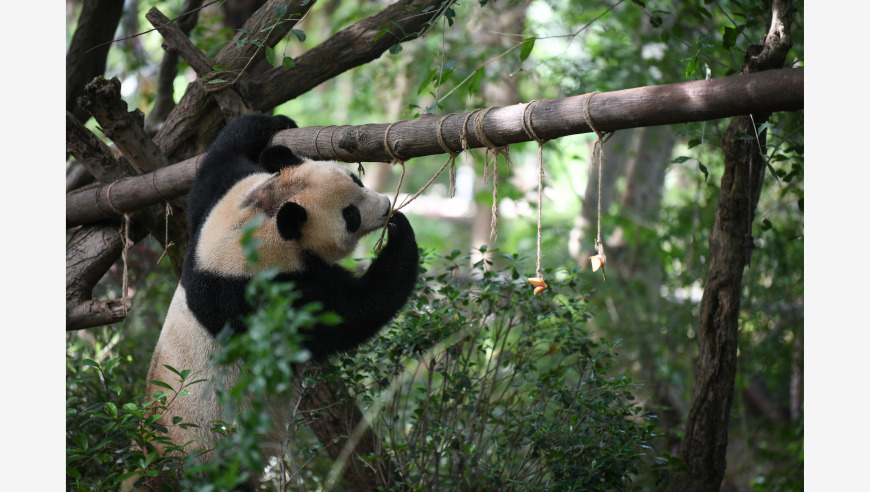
top-left (144, 0), bottom-right (205, 137)
top-left (66, 68), bottom-right (803, 228)
top-left (66, 0), bottom-right (125, 123)
top-left (672, 1), bottom-right (793, 489)
top-left (152, 0), bottom-right (444, 163)
top-left (295, 364), bottom-right (398, 491)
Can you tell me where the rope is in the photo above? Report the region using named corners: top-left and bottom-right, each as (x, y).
top-left (374, 122), bottom-right (406, 252)
top-left (585, 91), bottom-right (610, 280)
top-left (329, 125), bottom-right (343, 161)
top-left (522, 100), bottom-right (548, 289)
top-left (435, 113), bottom-right (459, 197)
top-left (313, 126), bottom-right (330, 160)
top-left (151, 169), bottom-right (175, 265)
top-left (472, 107), bottom-right (511, 241)
top-left (106, 180), bottom-right (132, 313)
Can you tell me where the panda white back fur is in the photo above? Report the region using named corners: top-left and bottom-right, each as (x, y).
top-left (142, 114), bottom-right (419, 490)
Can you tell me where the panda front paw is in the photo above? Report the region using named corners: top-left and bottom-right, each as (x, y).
top-left (380, 211), bottom-right (418, 258)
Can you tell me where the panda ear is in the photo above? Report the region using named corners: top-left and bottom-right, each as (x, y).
top-left (275, 202), bottom-right (308, 241)
top-left (259, 145), bottom-right (303, 173)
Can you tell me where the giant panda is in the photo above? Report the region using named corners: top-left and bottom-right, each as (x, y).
top-left (140, 114), bottom-right (419, 489)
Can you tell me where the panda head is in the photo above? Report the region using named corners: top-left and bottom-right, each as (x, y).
top-left (196, 146), bottom-right (392, 275)
top-left (251, 146), bottom-right (392, 265)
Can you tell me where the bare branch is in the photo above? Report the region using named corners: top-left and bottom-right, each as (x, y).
top-left (66, 111), bottom-right (138, 183)
top-left (66, 157), bottom-right (199, 227)
top-left (66, 219), bottom-right (149, 330)
top-left (250, 0), bottom-right (455, 112)
top-left (66, 0), bottom-right (125, 123)
top-left (145, 0), bottom-right (205, 136)
top-left (77, 76), bottom-right (170, 174)
top-left (145, 5), bottom-right (254, 122)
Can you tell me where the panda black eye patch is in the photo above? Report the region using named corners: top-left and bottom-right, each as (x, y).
top-left (343, 204), bottom-right (361, 232)
top-left (349, 173), bottom-right (364, 188)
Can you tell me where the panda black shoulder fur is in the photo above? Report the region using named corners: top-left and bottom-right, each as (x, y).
top-left (141, 114), bottom-right (419, 489)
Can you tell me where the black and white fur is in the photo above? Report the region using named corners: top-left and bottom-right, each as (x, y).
top-left (140, 114), bottom-right (419, 489)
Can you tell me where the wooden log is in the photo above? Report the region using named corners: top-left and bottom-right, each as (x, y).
top-left (66, 68), bottom-right (803, 227)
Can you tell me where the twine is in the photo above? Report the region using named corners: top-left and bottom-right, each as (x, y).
top-left (313, 126), bottom-right (330, 160)
top-left (522, 100), bottom-right (548, 281)
top-left (106, 181), bottom-right (132, 314)
top-left (329, 125), bottom-right (343, 161)
top-left (472, 107), bottom-right (511, 241)
top-left (374, 122), bottom-right (406, 252)
top-left (585, 91), bottom-right (611, 278)
top-left (150, 168), bottom-right (175, 265)
top-left (435, 113), bottom-right (459, 197)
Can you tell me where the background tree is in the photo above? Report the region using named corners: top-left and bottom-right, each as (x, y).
top-left (62, 0), bottom-right (807, 490)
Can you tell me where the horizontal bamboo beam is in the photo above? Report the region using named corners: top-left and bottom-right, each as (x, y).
top-left (66, 68), bottom-right (802, 228)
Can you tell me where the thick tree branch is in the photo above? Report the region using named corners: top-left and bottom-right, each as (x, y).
top-left (66, 111), bottom-right (138, 183)
top-left (66, 219), bottom-right (149, 330)
top-left (153, 0), bottom-right (315, 161)
top-left (673, 1), bottom-right (794, 490)
top-left (77, 75), bottom-right (190, 272)
top-left (144, 0), bottom-right (205, 136)
top-left (153, 0), bottom-right (445, 163)
top-left (66, 157), bottom-right (199, 227)
top-left (145, 5), bottom-right (254, 122)
top-left (66, 68), bottom-right (803, 227)
top-left (249, 0), bottom-right (455, 112)
top-left (78, 76), bottom-right (170, 174)
top-left (66, 0), bottom-right (125, 123)
top-left (296, 365), bottom-right (399, 491)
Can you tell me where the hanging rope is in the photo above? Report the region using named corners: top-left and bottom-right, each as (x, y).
top-left (521, 100), bottom-right (549, 295)
top-left (150, 169), bottom-right (175, 265)
top-left (435, 113), bottom-right (459, 197)
top-left (374, 122), bottom-right (406, 252)
top-left (106, 180), bottom-right (132, 313)
top-left (585, 92), bottom-right (611, 281)
top-left (472, 107), bottom-right (512, 241)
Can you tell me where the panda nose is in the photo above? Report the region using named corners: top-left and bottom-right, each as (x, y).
top-left (381, 197), bottom-right (391, 217)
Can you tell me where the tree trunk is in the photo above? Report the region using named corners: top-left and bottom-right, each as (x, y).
top-left (673, 1), bottom-right (793, 489)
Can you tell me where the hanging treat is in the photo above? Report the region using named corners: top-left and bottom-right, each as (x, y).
top-left (527, 277), bottom-right (548, 296)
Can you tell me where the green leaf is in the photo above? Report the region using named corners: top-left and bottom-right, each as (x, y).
top-left (67, 466), bottom-right (81, 479)
top-left (207, 79), bottom-right (228, 84)
top-left (283, 57), bottom-right (295, 69)
top-left (650, 15), bottom-right (663, 28)
top-left (150, 380), bottom-right (174, 391)
top-left (265, 46), bottom-right (276, 67)
top-left (698, 162), bottom-right (709, 182)
top-left (520, 38), bottom-right (536, 62)
top-left (290, 29), bottom-right (306, 42)
top-left (670, 156), bottom-right (691, 164)
top-left (685, 54), bottom-right (699, 78)
top-left (389, 44), bottom-right (403, 55)
top-left (274, 5), bottom-right (287, 18)
top-left (467, 67), bottom-right (485, 96)
top-left (687, 138), bottom-right (701, 149)
top-left (723, 26), bottom-right (737, 49)
top-left (105, 402), bottom-right (118, 418)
